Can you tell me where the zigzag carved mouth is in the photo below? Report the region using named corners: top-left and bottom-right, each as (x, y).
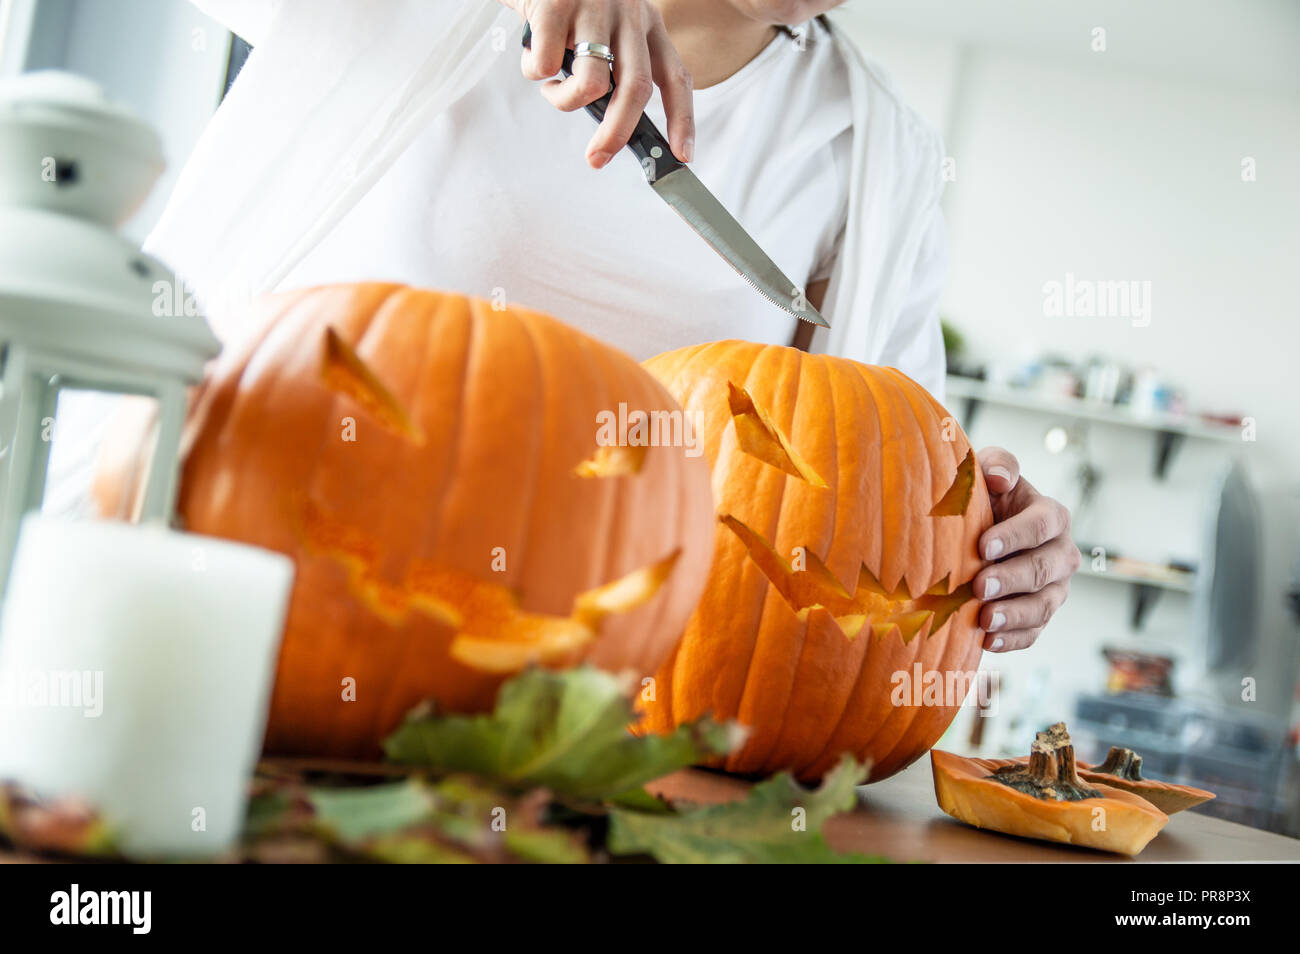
top-left (721, 514), bottom-right (975, 644)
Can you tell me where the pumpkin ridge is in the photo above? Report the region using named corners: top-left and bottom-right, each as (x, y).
top-left (763, 355), bottom-right (853, 776)
top-left (795, 365), bottom-right (895, 778)
top-left (890, 370), bottom-right (964, 592)
top-left (577, 329), bottom-right (627, 633)
top-left (833, 371), bottom-right (978, 778)
top-left (400, 290), bottom-right (458, 605)
top-left (867, 614), bottom-right (966, 779)
top-left (412, 294), bottom-right (476, 575)
top-left (600, 336), bottom-right (673, 670)
top-left (727, 346), bottom-right (804, 772)
top-left (377, 291), bottom-right (457, 590)
top-left (855, 366), bottom-right (910, 595)
top-left (621, 333), bottom-right (681, 671)
top-left (492, 304), bottom-right (549, 607)
top-left (893, 370), bottom-right (939, 597)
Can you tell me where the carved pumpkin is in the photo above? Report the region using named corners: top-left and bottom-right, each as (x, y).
top-left (636, 341), bottom-right (994, 782)
top-left (1080, 747), bottom-right (1215, 815)
top-left (932, 724), bottom-right (1169, 856)
top-left (95, 284), bottom-right (715, 757)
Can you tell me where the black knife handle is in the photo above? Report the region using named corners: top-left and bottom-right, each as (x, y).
top-left (522, 21), bottom-right (685, 182)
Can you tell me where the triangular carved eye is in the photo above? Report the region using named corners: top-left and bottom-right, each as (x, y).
top-left (930, 448), bottom-right (976, 517)
top-left (727, 382), bottom-right (827, 488)
top-left (321, 327), bottom-right (422, 441)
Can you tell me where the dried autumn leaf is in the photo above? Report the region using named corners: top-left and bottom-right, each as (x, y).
top-left (239, 774), bottom-right (591, 865)
top-left (606, 755), bottom-right (885, 864)
top-left (0, 784), bottom-right (117, 858)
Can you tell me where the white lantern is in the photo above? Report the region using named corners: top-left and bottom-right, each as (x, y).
top-left (0, 72), bottom-right (219, 592)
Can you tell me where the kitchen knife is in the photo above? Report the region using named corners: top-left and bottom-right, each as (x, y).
top-left (522, 23), bottom-right (829, 328)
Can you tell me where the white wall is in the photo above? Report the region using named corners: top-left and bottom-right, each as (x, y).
top-left (17, 0), bottom-right (229, 240)
top-left (834, 0), bottom-right (1300, 732)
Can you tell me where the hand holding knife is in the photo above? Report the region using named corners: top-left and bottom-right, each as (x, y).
top-left (522, 22), bottom-right (829, 328)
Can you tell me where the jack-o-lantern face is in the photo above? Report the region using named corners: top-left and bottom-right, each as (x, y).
top-left (637, 341), bottom-right (994, 782)
top-left (96, 285), bottom-right (716, 759)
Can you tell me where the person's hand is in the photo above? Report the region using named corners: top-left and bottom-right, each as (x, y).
top-left (973, 447), bottom-right (1081, 653)
top-left (502, 0), bottom-right (694, 169)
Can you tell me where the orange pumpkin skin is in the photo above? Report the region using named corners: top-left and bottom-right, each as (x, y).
top-left (147, 285), bottom-right (715, 757)
top-left (932, 750), bottom-right (1169, 856)
top-left (636, 341), bottom-right (994, 782)
top-left (1078, 750), bottom-right (1216, 815)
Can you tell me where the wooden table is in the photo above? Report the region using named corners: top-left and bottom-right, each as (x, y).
top-left (648, 757), bottom-right (1300, 863)
top-left (5, 755), bottom-right (1296, 863)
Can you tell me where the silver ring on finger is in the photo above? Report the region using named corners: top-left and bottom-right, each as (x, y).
top-left (573, 41), bottom-right (615, 66)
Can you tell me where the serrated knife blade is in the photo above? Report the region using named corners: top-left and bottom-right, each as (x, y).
top-left (651, 166), bottom-right (828, 327)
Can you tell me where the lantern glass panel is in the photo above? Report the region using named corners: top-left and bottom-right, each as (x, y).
top-left (42, 391), bottom-right (160, 521)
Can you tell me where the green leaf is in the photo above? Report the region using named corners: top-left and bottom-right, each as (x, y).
top-left (383, 666), bottom-right (738, 800)
top-left (308, 779), bottom-right (436, 843)
top-left (503, 828), bottom-right (590, 864)
top-left (606, 755), bottom-right (888, 864)
top-left (241, 774), bottom-right (593, 864)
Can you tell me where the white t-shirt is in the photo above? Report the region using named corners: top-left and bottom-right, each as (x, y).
top-left (283, 20), bottom-right (864, 359)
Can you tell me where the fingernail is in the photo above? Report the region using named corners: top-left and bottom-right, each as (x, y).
top-left (683, 137), bottom-right (694, 162)
top-left (990, 637), bottom-right (1005, 651)
top-left (988, 466), bottom-right (1012, 482)
top-left (989, 611), bottom-right (1006, 631)
top-left (590, 151), bottom-right (612, 168)
top-left (984, 538), bottom-right (1004, 560)
top-left (983, 577), bottom-right (1001, 599)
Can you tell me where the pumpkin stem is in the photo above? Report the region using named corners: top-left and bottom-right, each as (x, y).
top-left (989, 722), bottom-right (1102, 802)
top-left (1095, 746), bottom-right (1145, 781)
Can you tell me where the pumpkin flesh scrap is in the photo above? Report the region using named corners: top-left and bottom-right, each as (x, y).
top-left (931, 723), bottom-right (1169, 856)
top-left (1079, 747), bottom-right (1216, 815)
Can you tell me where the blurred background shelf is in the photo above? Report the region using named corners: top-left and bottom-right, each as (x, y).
top-left (945, 375), bottom-right (1242, 442)
top-left (946, 375), bottom-right (1241, 479)
top-left (1072, 553), bottom-right (1196, 629)
top-left (1073, 555), bottom-right (1197, 593)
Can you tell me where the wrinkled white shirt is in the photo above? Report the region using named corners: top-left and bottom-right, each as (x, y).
top-left (152, 1), bottom-right (949, 396)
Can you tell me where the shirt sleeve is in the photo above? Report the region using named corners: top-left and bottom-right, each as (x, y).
top-left (876, 205), bottom-right (949, 403)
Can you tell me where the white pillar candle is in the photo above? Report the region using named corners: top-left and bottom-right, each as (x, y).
top-left (0, 515), bottom-right (293, 857)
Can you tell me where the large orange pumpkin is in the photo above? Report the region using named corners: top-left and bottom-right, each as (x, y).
top-left (96, 284), bottom-right (715, 758)
top-left (636, 341), bottom-right (994, 782)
